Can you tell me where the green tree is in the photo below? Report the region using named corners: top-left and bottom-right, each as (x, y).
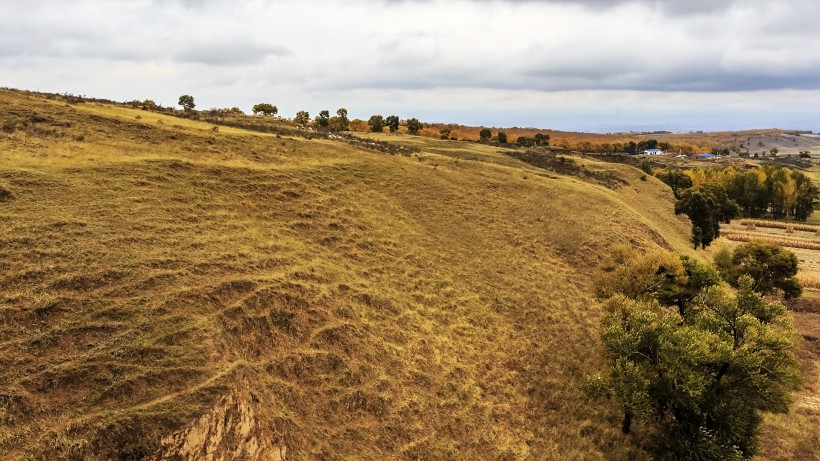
top-left (656, 169), bottom-right (693, 199)
top-left (496, 131), bottom-right (508, 144)
top-left (676, 188), bottom-right (720, 249)
top-left (252, 103), bottom-right (277, 116)
top-left (794, 180), bottom-right (819, 221)
top-left (675, 185), bottom-right (737, 249)
top-left (385, 115), bottom-right (400, 133)
top-left (178, 94), bottom-right (195, 111)
top-left (534, 133), bottom-right (550, 147)
top-left (368, 115), bottom-right (385, 132)
top-left (294, 110), bottom-right (310, 126)
top-left (588, 249), bottom-right (800, 460)
top-left (406, 118), bottom-right (422, 135)
top-left (479, 127), bottom-right (492, 143)
top-left (715, 241), bottom-right (802, 299)
top-left (328, 108), bottom-right (350, 131)
top-left (516, 136), bottom-right (535, 147)
top-left (315, 110), bottom-right (330, 128)
top-left (699, 183), bottom-right (740, 224)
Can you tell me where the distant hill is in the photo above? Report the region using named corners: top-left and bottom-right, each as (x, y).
top-left (347, 121), bottom-right (816, 156)
top-left (0, 88), bottom-right (817, 460)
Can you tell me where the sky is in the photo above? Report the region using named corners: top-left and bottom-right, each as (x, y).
top-left (1, 0), bottom-right (819, 132)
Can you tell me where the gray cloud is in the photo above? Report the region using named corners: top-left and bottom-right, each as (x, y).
top-left (174, 43), bottom-right (291, 66)
top-left (1, 0), bottom-right (818, 130)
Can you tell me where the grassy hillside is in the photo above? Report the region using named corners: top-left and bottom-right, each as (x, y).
top-left (0, 89), bottom-right (816, 460)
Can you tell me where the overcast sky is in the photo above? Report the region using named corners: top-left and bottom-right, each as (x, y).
top-left (1, 0), bottom-right (819, 132)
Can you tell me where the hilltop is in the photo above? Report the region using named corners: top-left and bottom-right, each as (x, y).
top-left (0, 89), bottom-right (817, 460)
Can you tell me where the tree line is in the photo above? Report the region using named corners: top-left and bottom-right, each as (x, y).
top-left (654, 165), bottom-right (819, 249)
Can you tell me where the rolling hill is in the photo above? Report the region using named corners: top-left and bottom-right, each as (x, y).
top-left (0, 89), bottom-right (817, 460)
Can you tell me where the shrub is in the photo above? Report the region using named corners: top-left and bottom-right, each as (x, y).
top-left (0, 185), bottom-right (13, 202)
top-left (588, 248), bottom-right (800, 459)
top-left (715, 241), bottom-right (802, 299)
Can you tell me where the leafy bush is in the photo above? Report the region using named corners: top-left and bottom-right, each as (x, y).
top-left (588, 248), bottom-right (800, 460)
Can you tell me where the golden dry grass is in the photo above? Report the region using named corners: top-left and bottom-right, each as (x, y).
top-left (0, 88), bottom-right (817, 460)
top-left (796, 273), bottom-right (820, 290)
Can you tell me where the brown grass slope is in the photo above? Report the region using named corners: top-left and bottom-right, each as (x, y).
top-left (0, 89), bottom-right (816, 460)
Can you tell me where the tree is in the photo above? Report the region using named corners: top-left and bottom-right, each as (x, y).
top-left (315, 110), bottom-right (330, 128)
top-left (656, 169), bottom-right (693, 199)
top-left (294, 110), bottom-right (310, 126)
top-left (675, 185), bottom-right (738, 249)
top-left (596, 245), bottom-right (721, 317)
top-left (252, 103), bottom-right (277, 116)
top-left (328, 108), bottom-right (350, 131)
top-left (676, 188), bottom-right (719, 249)
top-left (534, 133), bottom-right (550, 147)
top-left (479, 127), bottom-right (492, 143)
top-left (406, 118), bottom-right (422, 135)
top-left (368, 115), bottom-right (385, 132)
top-left (587, 249), bottom-right (801, 460)
top-left (178, 95), bottom-right (195, 111)
top-left (385, 115), bottom-right (400, 133)
top-left (497, 131), bottom-right (508, 144)
top-left (715, 241), bottom-right (802, 299)
top-left (794, 179), bottom-right (819, 222)
top-left (516, 136), bottom-right (535, 147)
top-left (699, 183), bottom-right (740, 223)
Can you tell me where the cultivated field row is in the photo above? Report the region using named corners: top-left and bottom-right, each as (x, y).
top-left (721, 230), bottom-right (820, 250)
top-left (740, 219), bottom-right (820, 233)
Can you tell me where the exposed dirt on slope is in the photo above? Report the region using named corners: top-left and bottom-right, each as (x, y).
top-left (158, 382), bottom-right (288, 461)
